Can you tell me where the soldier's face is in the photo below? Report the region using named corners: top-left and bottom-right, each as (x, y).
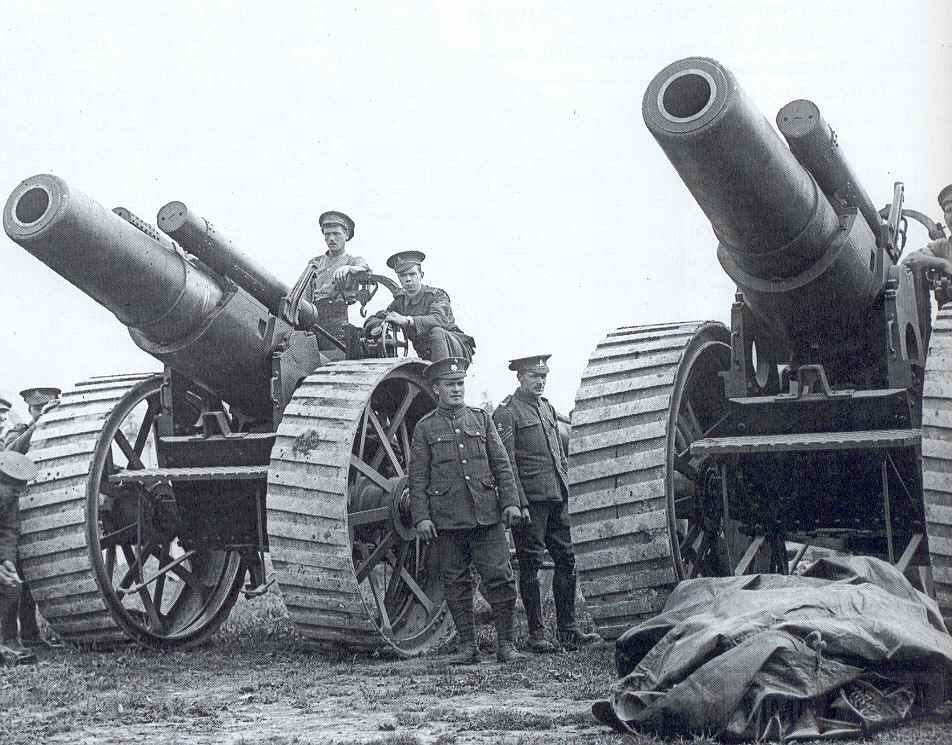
top-left (0, 410), bottom-right (6, 426)
top-left (943, 201), bottom-right (952, 233)
top-left (518, 370), bottom-right (547, 398)
top-left (433, 378), bottom-right (465, 406)
top-left (397, 266), bottom-right (423, 295)
top-left (322, 226), bottom-right (347, 253)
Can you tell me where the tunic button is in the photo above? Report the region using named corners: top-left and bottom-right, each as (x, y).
top-left (455, 428), bottom-right (461, 433)
top-left (461, 459), bottom-right (467, 464)
top-left (465, 475), bottom-right (470, 480)
top-left (459, 444), bottom-right (464, 448)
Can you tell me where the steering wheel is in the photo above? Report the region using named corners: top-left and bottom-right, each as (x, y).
top-left (378, 321), bottom-right (410, 358)
top-left (363, 319), bottom-right (410, 358)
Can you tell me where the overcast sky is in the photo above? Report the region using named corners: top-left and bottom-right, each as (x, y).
top-left (1, 1), bottom-right (950, 421)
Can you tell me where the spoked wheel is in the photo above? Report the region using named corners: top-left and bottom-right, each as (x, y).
top-left (268, 358), bottom-right (454, 655)
top-left (665, 326), bottom-right (744, 579)
top-left (568, 321), bottom-right (736, 640)
top-left (88, 375), bottom-right (245, 647)
top-left (19, 374), bottom-right (243, 647)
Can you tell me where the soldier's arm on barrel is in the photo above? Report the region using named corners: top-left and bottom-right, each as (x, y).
top-left (483, 411), bottom-right (519, 513)
top-left (408, 288), bottom-right (456, 334)
top-left (904, 241), bottom-right (952, 276)
top-left (332, 254), bottom-right (371, 283)
top-left (408, 425), bottom-right (432, 526)
top-left (491, 406), bottom-right (528, 509)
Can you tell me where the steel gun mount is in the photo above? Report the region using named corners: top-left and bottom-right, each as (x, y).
top-left (3, 175), bottom-right (451, 653)
top-left (566, 57), bottom-right (952, 640)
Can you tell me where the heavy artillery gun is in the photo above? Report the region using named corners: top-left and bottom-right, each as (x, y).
top-left (3, 175), bottom-right (452, 653)
top-left (568, 57), bottom-right (952, 639)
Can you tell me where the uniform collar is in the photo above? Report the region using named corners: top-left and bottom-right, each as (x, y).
top-left (437, 403), bottom-right (467, 418)
top-left (514, 387), bottom-right (543, 405)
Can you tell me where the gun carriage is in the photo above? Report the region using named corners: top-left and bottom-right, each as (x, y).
top-left (568, 57), bottom-right (952, 639)
top-left (3, 175), bottom-right (451, 653)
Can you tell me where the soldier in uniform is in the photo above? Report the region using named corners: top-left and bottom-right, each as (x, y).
top-left (904, 184), bottom-right (952, 275)
top-left (493, 355), bottom-right (602, 652)
top-left (410, 357), bottom-right (523, 664)
top-left (289, 210), bottom-right (370, 352)
top-left (0, 450), bottom-right (39, 665)
top-left (0, 397), bottom-right (11, 445)
top-left (1, 388), bottom-right (61, 650)
top-left (367, 251), bottom-right (475, 361)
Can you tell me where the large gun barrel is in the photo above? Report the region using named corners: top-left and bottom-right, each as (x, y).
top-left (3, 174), bottom-right (297, 418)
top-left (156, 201), bottom-right (319, 328)
top-left (642, 57), bottom-right (882, 345)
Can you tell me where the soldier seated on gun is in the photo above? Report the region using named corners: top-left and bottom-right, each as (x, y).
top-left (1, 388), bottom-right (62, 651)
top-left (0, 451), bottom-right (39, 666)
top-left (903, 184), bottom-right (952, 281)
top-left (410, 357), bottom-right (524, 664)
top-left (366, 251), bottom-right (475, 362)
top-left (288, 210), bottom-right (370, 355)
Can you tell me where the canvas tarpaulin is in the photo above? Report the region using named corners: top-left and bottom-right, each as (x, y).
top-left (592, 555), bottom-right (952, 741)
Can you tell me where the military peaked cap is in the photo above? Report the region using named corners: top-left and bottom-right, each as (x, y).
top-left (939, 185), bottom-right (952, 207)
top-left (425, 356), bottom-right (469, 382)
top-left (386, 250), bottom-right (426, 273)
top-left (508, 354), bottom-right (551, 373)
top-left (0, 397), bottom-right (10, 412)
top-left (20, 387), bottom-right (61, 407)
top-left (0, 451), bottom-right (38, 484)
top-left (318, 211), bottom-right (355, 240)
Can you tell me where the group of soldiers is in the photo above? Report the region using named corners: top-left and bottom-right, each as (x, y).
top-left (0, 387), bottom-right (62, 665)
top-left (300, 210), bottom-right (601, 663)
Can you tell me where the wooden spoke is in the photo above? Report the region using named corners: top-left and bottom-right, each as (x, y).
top-left (350, 455), bottom-right (394, 492)
top-left (105, 545), bottom-right (117, 580)
top-left (168, 562), bottom-right (207, 596)
top-left (387, 385), bottom-right (419, 440)
top-left (398, 421), bottom-right (411, 460)
top-left (355, 530), bottom-right (397, 582)
top-left (385, 543), bottom-right (411, 606)
top-left (349, 506), bottom-right (392, 526)
top-left (368, 409), bottom-right (405, 477)
top-left (132, 399), bottom-right (158, 463)
top-left (114, 430), bottom-right (144, 470)
top-left (366, 571), bottom-right (392, 633)
top-left (357, 407), bottom-right (369, 461)
top-left (396, 564), bottom-right (435, 615)
top-left (153, 544), bottom-right (171, 612)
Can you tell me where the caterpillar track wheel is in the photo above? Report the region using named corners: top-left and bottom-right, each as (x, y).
top-left (20, 374), bottom-right (245, 648)
top-left (568, 321), bottom-right (733, 640)
top-left (921, 306), bottom-right (952, 623)
top-left (267, 358), bottom-right (454, 656)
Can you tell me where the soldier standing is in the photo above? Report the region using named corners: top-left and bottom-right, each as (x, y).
top-left (368, 251), bottom-right (475, 361)
top-left (1, 388), bottom-right (61, 650)
top-left (410, 357), bottom-right (523, 664)
top-left (493, 355), bottom-right (602, 652)
top-left (0, 451), bottom-right (39, 666)
top-left (0, 397), bottom-right (11, 445)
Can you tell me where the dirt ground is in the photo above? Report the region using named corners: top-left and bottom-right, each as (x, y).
top-left (1, 591), bottom-right (950, 745)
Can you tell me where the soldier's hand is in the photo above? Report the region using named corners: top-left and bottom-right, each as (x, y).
top-left (332, 266), bottom-right (353, 283)
top-left (385, 312), bottom-right (410, 327)
top-left (520, 507), bottom-right (532, 526)
top-left (0, 560), bottom-right (20, 589)
top-left (416, 519), bottom-right (438, 542)
top-left (502, 505), bottom-right (522, 528)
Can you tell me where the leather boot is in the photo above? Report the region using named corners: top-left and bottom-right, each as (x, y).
top-left (517, 564), bottom-right (545, 638)
top-left (446, 597), bottom-right (481, 665)
top-left (493, 600), bottom-right (525, 663)
top-left (558, 627), bottom-right (603, 651)
top-left (552, 567), bottom-right (578, 635)
top-left (0, 595), bottom-right (35, 666)
top-left (526, 629), bottom-right (556, 653)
